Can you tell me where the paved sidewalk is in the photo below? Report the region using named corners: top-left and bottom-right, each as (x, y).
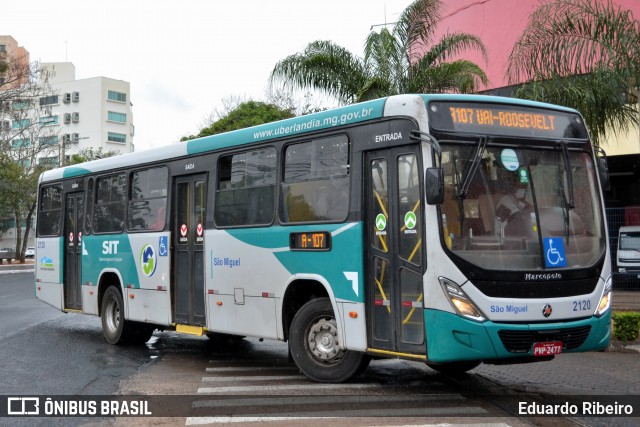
top-left (476, 346), bottom-right (640, 396)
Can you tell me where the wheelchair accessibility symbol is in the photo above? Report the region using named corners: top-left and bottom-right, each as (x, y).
top-left (543, 237), bottom-right (566, 268)
top-left (158, 236), bottom-right (169, 257)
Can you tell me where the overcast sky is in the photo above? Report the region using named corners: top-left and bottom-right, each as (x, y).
top-left (4, 0), bottom-right (413, 151)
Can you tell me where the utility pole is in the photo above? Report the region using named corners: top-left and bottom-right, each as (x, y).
top-left (59, 135), bottom-right (65, 166)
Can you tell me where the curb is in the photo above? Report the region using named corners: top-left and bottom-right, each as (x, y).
top-left (0, 270), bottom-right (34, 275)
top-left (607, 340), bottom-right (640, 353)
top-left (0, 263), bottom-right (34, 274)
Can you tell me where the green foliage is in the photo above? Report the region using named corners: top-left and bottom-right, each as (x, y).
top-left (1, 58), bottom-right (57, 262)
top-left (192, 101), bottom-right (294, 139)
top-left (271, 0), bottom-right (487, 104)
top-left (508, 0), bottom-right (640, 147)
top-left (0, 153), bottom-right (41, 212)
top-left (612, 312), bottom-right (640, 342)
top-left (69, 147), bottom-right (120, 165)
top-left (0, 152), bottom-right (45, 260)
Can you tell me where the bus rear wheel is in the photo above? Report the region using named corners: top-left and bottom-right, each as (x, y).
top-left (101, 286), bottom-right (153, 345)
top-left (289, 297), bottom-right (370, 383)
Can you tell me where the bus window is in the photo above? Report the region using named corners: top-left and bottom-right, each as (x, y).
top-left (85, 178), bottom-right (94, 234)
top-left (94, 173), bottom-right (126, 233)
top-left (215, 147), bottom-right (276, 227)
top-left (37, 184), bottom-right (63, 236)
top-left (371, 158), bottom-right (389, 253)
top-left (281, 135), bottom-right (349, 223)
top-left (398, 154), bottom-right (422, 266)
top-left (128, 167), bottom-right (168, 231)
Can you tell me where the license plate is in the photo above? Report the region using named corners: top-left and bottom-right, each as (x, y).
top-left (533, 341), bottom-right (563, 356)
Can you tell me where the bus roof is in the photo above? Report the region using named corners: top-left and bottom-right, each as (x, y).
top-left (39, 94), bottom-right (582, 183)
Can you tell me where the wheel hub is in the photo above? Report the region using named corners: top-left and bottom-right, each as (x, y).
top-left (106, 299), bottom-right (120, 333)
top-left (307, 316), bottom-right (344, 364)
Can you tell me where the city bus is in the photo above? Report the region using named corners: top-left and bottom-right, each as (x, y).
top-left (35, 94), bottom-right (612, 383)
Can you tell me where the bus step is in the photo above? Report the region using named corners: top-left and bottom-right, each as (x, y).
top-left (175, 324), bottom-right (204, 336)
top-left (366, 348), bottom-right (426, 361)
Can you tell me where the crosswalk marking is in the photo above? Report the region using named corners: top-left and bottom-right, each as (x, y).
top-left (187, 421), bottom-right (507, 427)
top-left (185, 405), bottom-right (488, 425)
top-left (198, 383), bottom-right (380, 394)
top-left (205, 366), bottom-right (296, 373)
top-left (186, 360), bottom-right (506, 426)
top-left (201, 375), bottom-right (303, 382)
top-left (186, 416), bottom-right (336, 425)
top-left (192, 394), bottom-right (464, 408)
top-left (207, 358), bottom-right (284, 363)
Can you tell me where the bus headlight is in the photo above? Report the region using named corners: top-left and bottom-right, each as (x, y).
top-left (439, 277), bottom-right (486, 322)
top-left (595, 275), bottom-right (612, 317)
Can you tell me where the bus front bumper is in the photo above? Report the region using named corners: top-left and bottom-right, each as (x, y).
top-left (424, 308), bottom-right (611, 363)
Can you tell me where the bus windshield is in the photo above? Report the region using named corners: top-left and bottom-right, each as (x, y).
top-left (439, 142), bottom-right (605, 271)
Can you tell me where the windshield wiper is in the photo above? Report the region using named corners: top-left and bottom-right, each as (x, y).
top-left (457, 136), bottom-right (488, 199)
top-left (561, 143), bottom-right (575, 210)
top-left (453, 137), bottom-right (488, 237)
top-left (559, 142), bottom-right (575, 243)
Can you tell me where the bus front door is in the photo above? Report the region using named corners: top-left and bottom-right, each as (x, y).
top-left (365, 146), bottom-right (426, 356)
top-left (172, 174), bottom-right (207, 326)
top-left (64, 192), bottom-right (84, 311)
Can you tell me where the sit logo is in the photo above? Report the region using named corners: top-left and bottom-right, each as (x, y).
top-left (102, 241), bottom-right (120, 254)
top-left (140, 244), bottom-right (157, 277)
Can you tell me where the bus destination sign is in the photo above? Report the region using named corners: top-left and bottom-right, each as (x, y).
top-left (428, 101), bottom-right (588, 139)
top-left (290, 231), bottom-right (332, 251)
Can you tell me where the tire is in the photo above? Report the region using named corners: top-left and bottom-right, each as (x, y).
top-left (101, 286), bottom-right (127, 344)
top-left (427, 360), bottom-right (481, 375)
top-left (101, 286), bottom-right (154, 345)
top-left (289, 297), bottom-right (370, 383)
top-left (131, 322), bottom-right (155, 344)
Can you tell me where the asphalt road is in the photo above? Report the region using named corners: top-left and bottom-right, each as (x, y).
top-left (0, 272), bottom-right (156, 426)
top-left (0, 271), bottom-right (62, 340)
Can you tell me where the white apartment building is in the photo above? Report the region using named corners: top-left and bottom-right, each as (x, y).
top-left (0, 56), bottom-right (134, 250)
top-left (38, 62), bottom-right (134, 164)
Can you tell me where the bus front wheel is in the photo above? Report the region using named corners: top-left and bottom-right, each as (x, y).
top-left (101, 286), bottom-right (153, 345)
top-left (289, 297), bottom-right (370, 383)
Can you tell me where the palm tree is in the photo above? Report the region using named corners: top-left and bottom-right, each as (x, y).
top-left (507, 0), bottom-right (640, 147)
top-left (270, 0), bottom-right (488, 104)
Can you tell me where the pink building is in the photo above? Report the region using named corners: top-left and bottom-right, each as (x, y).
top-left (431, 1), bottom-right (640, 210)
top-left (433, 0), bottom-right (640, 91)
top-left (0, 35), bottom-right (30, 89)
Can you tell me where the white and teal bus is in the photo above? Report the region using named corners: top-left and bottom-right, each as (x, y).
top-left (35, 94), bottom-right (612, 382)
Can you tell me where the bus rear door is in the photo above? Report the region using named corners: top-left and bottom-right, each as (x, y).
top-left (172, 174), bottom-right (207, 327)
top-left (63, 191), bottom-right (84, 311)
top-left (365, 146), bottom-right (426, 356)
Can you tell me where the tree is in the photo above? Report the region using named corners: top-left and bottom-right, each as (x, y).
top-left (69, 147), bottom-right (120, 165)
top-left (507, 0), bottom-right (640, 147)
top-left (0, 153), bottom-right (48, 263)
top-left (181, 100), bottom-right (294, 141)
top-left (270, 0), bottom-right (488, 104)
top-left (1, 56), bottom-right (58, 262)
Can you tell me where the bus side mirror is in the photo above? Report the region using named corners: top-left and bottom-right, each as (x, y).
top-left (596, 149), bottom-right (610, 191)
top-left (426, 167), bottom-right (444, 205)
